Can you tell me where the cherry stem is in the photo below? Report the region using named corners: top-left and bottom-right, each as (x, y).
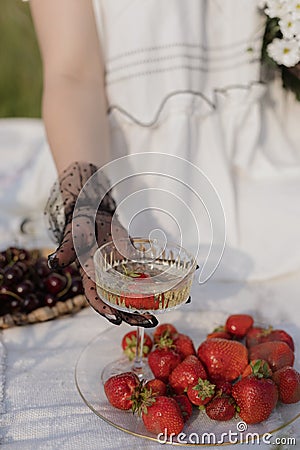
top-left (57, 272), bottom-right (72, 298)
top-left (132, 326), bottom-right (145, 379)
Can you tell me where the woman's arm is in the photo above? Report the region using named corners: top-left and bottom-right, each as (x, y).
top-left (30, 0), bottom-right (110, 172)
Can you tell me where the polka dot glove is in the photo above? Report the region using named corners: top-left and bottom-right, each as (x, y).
top-left (45, 161), bottom-right (158, 328)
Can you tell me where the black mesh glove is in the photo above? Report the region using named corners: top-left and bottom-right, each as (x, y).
top-left (45, 161), bottom-right (158, 328)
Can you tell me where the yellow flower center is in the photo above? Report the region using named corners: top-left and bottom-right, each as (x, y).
top-left (283, 48), bottom-right (290, 54)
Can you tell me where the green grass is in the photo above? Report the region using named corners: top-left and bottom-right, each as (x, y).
top-left (0, 0), bottom-right (42, 118)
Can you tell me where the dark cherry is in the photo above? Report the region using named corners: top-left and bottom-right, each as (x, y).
top-left (9, 247), bottom-right (30, 262)
top-left (14, 261), bottom-right (28, 277)
top-left (0, 302), bottom-right (10, 315)
top-left (22, 293), bottom-right (40, 313)
top-left (0, 285), bottom-right (12, 297)
top-left (0, 252), bottom-right (7, 268)
top-left (44, 273), bottom-right (67, 295)
top-left (70, 277), bottom-right (84, 296)
top-left (62, 265), bottom-right (77, 277)
top-left (0, 289), bottom-right (22, 314)
top-left (4, 265), bottom-right (23, 284)
top-left (35, 257), bottom-right (51, 278)
top-left (0, 289), bottom-right (11, 315)
top-left (16, 280), bottom-right (34, 296)
top-left (0, 246), bottom-right (85, 316)
top-left (8, 298), bottom-right (21, 313)
top-left (43, 293), bottom-right (57, 307)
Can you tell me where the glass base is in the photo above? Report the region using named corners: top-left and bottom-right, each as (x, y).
top-left (101, 356), bottom-right (154, 383)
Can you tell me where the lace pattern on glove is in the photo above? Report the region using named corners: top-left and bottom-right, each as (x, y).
top-left (45, 161), bottom-right (116, 244)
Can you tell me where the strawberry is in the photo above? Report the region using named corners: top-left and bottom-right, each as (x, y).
top-left (104, 372), bottom-right (140, 410)
top-left (214, 380), bottom-right (232, 396)
top-left (225, 314), bottom-right (254, 338)
top-left (232, 376), bottom-right (278, 424)
top-left (249, 341), bottom-right (294, 372)
top-left (123, 268), bottom-right (151, 279)
top-left (272, 366), bottom-right (300, 404)
top-left (122, 292), bottom-right (160, 310)
top-left (187, 378), bottom-right (215, 407)
top-left (148, 347), bottom-right (181, 382)
top-left (197, 338), bottom-right (248, 382)
top-left (205, 396), bottom-right (236, 421)
top-left (264, 329), bottom-right (294, 351)
top-left (173, 333), bottom-right (196, 359)
top-left (246, 326), bottom-right (266, 348)
top-left (207, 329), bottom-right (232, 340)
top-left (121, 270), bottom-right (163, 310)
top-left (169, 355), bottom-right (207, 394)
top-left (133, 272), bottom-right (150, 278)
top-left (153, 323), bottom-right (178, 343)
top-left (242, 359), bottom-right (272, 379)
top-left (246, 326), bottom-right (294, 351)
top-left (145, 379), bottom-right (167, 397)
top-left (122, 330), bottom-right (153, 361)
top-left (141, 396), bottom-right (184, 436)
top-left (173, 394), bottom-right (193, 422)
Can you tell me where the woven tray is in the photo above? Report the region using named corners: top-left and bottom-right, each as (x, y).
top-left (0, 295), bottom-right (88, 329)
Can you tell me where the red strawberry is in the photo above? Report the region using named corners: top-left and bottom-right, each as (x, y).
top-left (169, 355), bottom-right (207, 394)
top-left (173, 394), bottom-right (193, 422)
top-left (153, 323), bottom-right (178, 343)
top-left (121, 271), bottom-right (162, 310)
top-left (207, 330), bottom-right (232, 340)
top-left (225, 314), bottom-right (254, 338)
top-left (272, 366), bottom-right (300, 404)
top-left (246, 326), bottom-right (266, 348)
top-left (197, 338), bottom-right (248, 382)
top-left (242, 359), bottom-right (272, 379)
top-left (246, 327), bottom-right (294, 351)
top-left (104, 372), bottom-right (140, 410)
top-left (141, 396), bottom-right (184, 436)
top-left (187, 378), bottom-right (215, 407)
top-left (134, 272), bottom-right (150, 278)
top-left (124, 270), bottom-right (151, 279)
top-left (261, 329), bottom-right (295, 351)
top-left (122, 330), bottom-right (153, 361)
top-left (214, 380), bottom-right (232, 396)
top-left (249, 341), bottom-right (294, 372)
top-left (122, 293), bottom-right (160, 310)
top-left (148, 347), bottom-right (181, 382)
top-left (173, 333), bottom-right (196, 359)
top-left (145, 379), bottom-right (167, 397)
top-left (205, 396), bottom-right (236, 421)
top-left (232, 376), bottom-right (278, 424)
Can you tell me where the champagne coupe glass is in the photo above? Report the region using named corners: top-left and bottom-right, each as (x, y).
top-left (93, 237), bottom-right (197, 382)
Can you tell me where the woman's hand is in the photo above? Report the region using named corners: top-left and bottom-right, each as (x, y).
top-left (46, 162), bottom-right (158, 328)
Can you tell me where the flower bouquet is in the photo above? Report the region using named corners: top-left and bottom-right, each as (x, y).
top-left (260, 0), bottom-right (300, 99)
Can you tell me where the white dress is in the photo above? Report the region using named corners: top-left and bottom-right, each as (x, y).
top-left (92, 0), bottom-right (300, 282)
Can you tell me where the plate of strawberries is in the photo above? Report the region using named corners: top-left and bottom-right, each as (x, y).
top-left (75, 311), bottom-right (300, 445)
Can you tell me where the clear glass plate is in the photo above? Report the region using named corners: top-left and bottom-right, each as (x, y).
top-left (75, 311), bottom-right (300, 446)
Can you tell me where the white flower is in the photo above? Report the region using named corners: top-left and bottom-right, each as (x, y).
top-left (265, 0), bottom-right (290, 19)
top-left (288, 0), bottom-right (300, 19)
top-left (279, 14), bottom-right (300, 39)
top-left (267, 37), bottom-right (300, 66)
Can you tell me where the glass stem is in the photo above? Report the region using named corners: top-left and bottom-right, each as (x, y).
top-left (132, 326), bottom-right (144, 376)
